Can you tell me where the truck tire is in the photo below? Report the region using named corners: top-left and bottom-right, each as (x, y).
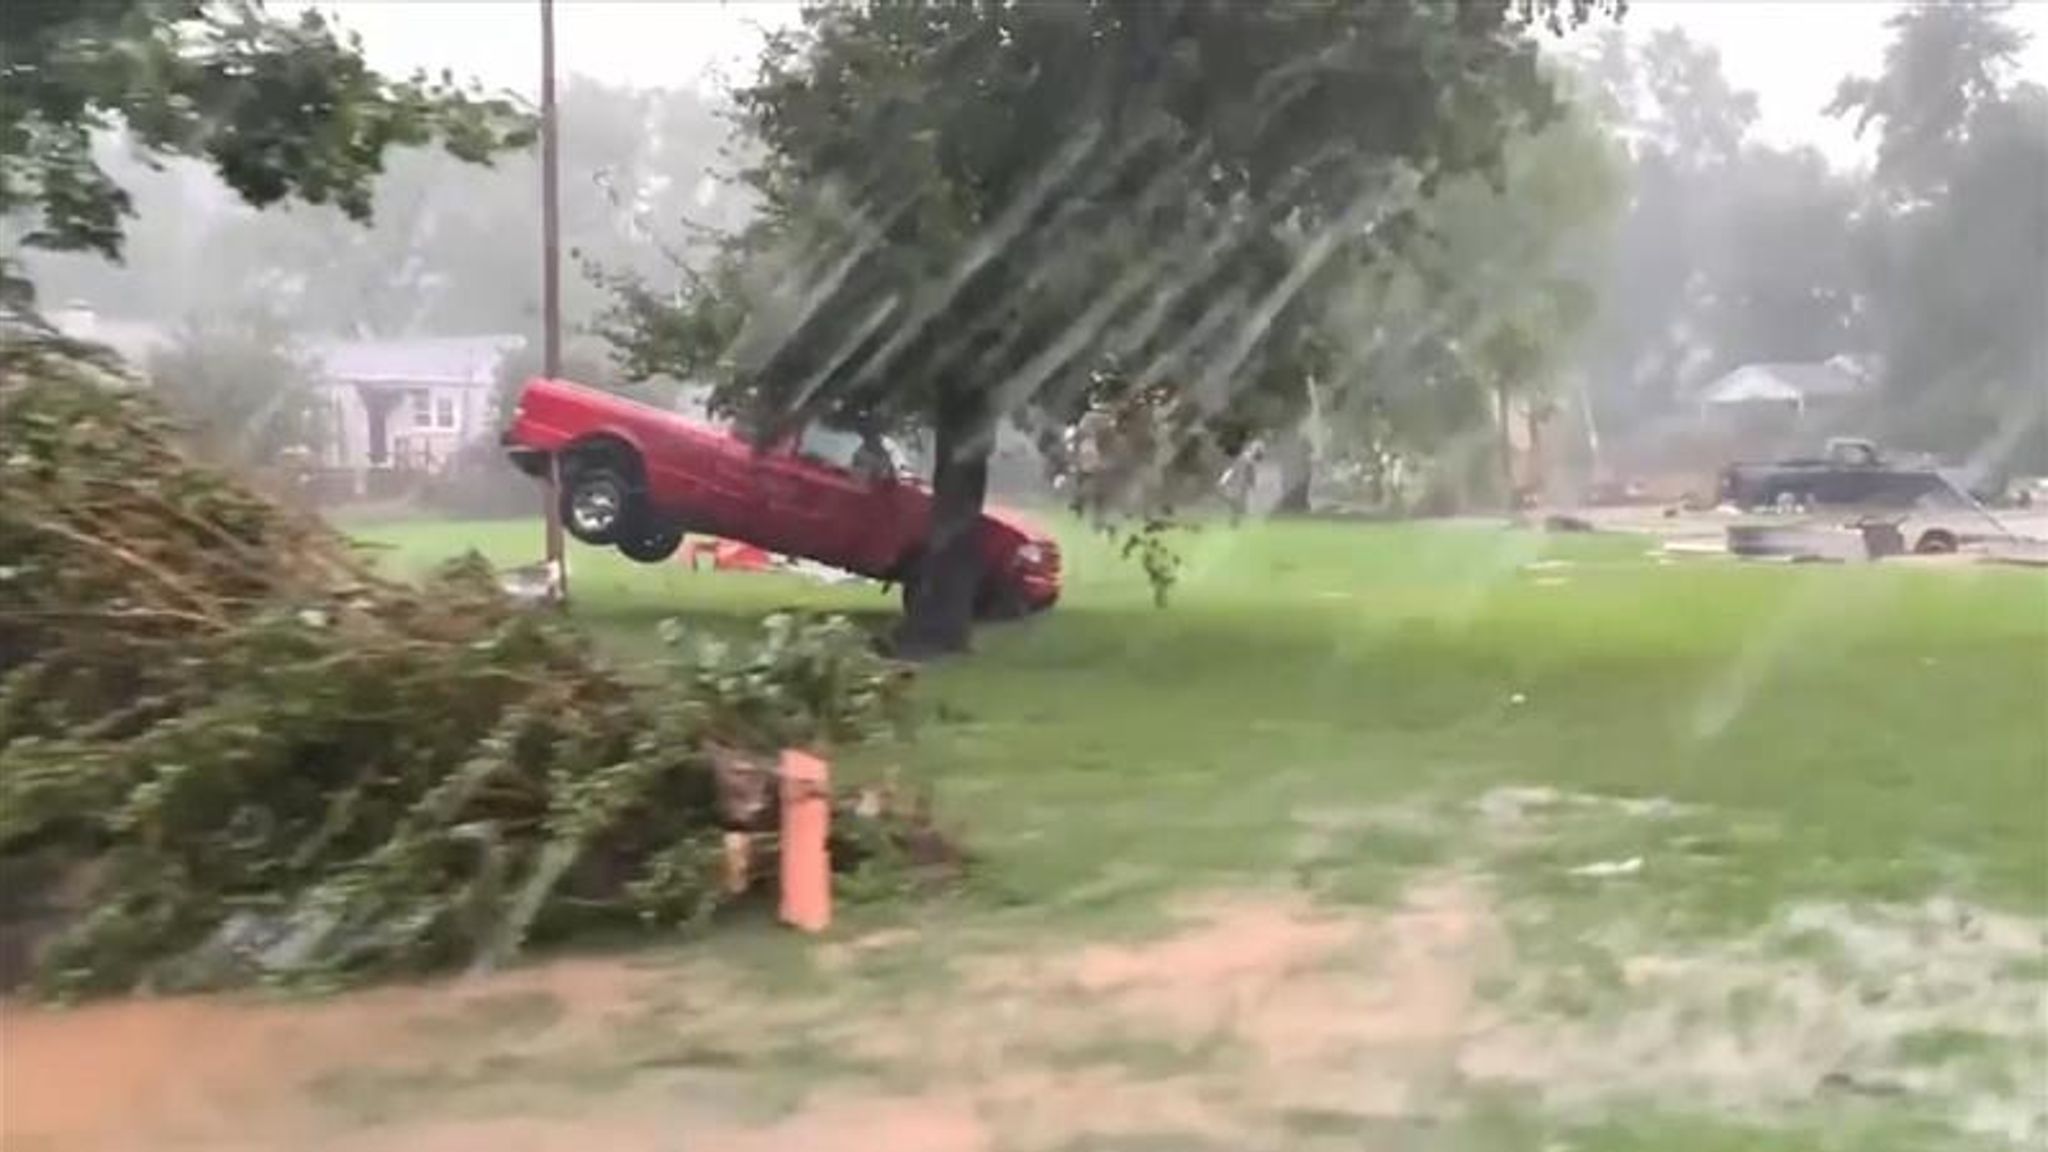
top-left (617, 523), bottom-right (685, 563)
top-left (561, 467), bottom-right (634, 545)
top-left (1914, 529), bottom-right (1958, 555)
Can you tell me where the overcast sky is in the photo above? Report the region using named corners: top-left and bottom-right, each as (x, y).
top-left (308, 1), bottom-right (2048, 163)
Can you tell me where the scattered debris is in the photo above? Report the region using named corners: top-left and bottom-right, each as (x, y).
top-left (1465, 895), bottom-right (2048, 1145)
top-left (1474, 786), bottom-right (1689, 830)
top-left (1726, 522), bottom-right (1872, 562)
top-left (1566, 857), bottom-right (1643, 878)
top-left (1661, 539), bottom-right (1730, 558)
top-left (785, 557), bottom-right (871, 585)
top-left (498, 557), bottom-right (566, 604)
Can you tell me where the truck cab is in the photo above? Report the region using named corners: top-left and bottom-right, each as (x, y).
top-left (1821, 437), bottom-right (1884, 468)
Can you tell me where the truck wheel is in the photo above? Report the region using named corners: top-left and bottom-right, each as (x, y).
top-left (561, 467), bottom-right (633, 545)
top-left (617, 523), bottom-right (684, 563)
top-left (1914, 529), bottom-right (1958, 555)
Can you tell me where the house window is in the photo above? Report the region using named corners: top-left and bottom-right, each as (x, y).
top-left (407, 389), bottom-right (457, 430)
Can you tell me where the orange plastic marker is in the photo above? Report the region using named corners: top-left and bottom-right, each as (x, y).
top-left (715, 539), bottom-right (775, 572)
top-left (779, 749), bottom-right (832, 933)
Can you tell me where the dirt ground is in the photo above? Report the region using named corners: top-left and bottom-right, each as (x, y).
top-left (6, 801), bottom-right (2041, 1152)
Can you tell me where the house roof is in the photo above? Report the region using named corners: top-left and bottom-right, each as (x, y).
top-left (43, 303), bottom-right (527, 389)
top-left (311, 334), bottom-right (526, 388)
top-left (1697, 360), bottom-right (1867, 406)
top-left (42, 304), bottom-right (175, 363)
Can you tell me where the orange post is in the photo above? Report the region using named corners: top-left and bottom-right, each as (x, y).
top-left (779, 749), bottom-right (832, 934)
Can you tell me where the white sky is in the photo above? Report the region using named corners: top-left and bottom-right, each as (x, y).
top-left (313, 0), bottom-right (2048, 163)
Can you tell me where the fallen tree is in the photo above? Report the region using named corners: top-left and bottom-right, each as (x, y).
top-left (0, 338), bottom-right (947, 997)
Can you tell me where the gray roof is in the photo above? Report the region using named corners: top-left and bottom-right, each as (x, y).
top-left (1697, 360), bottom-right (1867, 405)
top-left (34, 303), bottom-right (526, 388)
top-left (311, 334), bottom-right (526, 388)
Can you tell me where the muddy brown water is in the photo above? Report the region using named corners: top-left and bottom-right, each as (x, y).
top-left (1, 959), bottom-right (657, 1152)
top-left (8, 867), bottom-right (2033, 1150)
top-left (0, 881), bottom-right (1506, 1152)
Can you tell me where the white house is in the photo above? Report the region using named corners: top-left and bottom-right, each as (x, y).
top-left (308, 334), bottom-right (526, 472)
top-left (1693, 356), bottom-right (1870, 417)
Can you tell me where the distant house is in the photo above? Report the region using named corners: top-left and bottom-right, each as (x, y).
top-left (1693, 356), bottom-right (1870, 417)
top-left (44, 300), bottom-right (174, 365)
top-left (309, 334), bottom-right (526, 473)
top-left (1688, 355), bottom-right (1875, 461)
top-left (44, 302), bottom-right (524, 480)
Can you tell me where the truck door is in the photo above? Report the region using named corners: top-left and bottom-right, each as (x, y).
top-left (640, 418), bottom-right (761, 539)
top-left (748, 424), bottom-right (867, 571)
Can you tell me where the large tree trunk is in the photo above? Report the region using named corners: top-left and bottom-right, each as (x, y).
top-left (896, 393), bottom-right (990, 661)
top-left (1274, 428), bottom-right (1313, 515)
top-left (1495, 383), bottom-right (1518, 515)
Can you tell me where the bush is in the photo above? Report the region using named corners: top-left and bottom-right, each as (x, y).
top-left (143, 313), bottom-right (326, 469)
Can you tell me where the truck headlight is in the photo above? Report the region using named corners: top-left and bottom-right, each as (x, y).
top-left (1015, 543), bottom-right (1045, 567)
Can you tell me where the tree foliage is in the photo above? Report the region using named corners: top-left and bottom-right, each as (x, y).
top-left (17, 77), bottom-right (737, 346)
top-left (1831, 0), bottom-right (2030, 206)
top-left (1833, 1), bottom-right (2047, 473)
top-left (605, 0), bottom-right (1617, 656)
top-left (1574, 6), bottom-right (2044, 478)
top-left (202, 80), bottom-right (737, 339)
top-left (1312, 89), bottom-right (1619, 509)
top-left (0, 0), bottom-right (533, 306)
top-left (143, 311), bottom-right (324, 467)
top-left (1571, 27), bottom-right (1866, 446)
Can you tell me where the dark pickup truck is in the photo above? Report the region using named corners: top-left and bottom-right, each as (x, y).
top-left (1718, 438), bottom-right (1957, 511)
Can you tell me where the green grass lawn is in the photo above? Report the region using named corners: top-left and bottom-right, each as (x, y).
top-left (352, 514), bottom-right (2048, 1149)
top-left (363, 515), bottom-right (2048, 922)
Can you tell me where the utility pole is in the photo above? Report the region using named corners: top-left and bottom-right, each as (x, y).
top-left (539, 0), bottom-right (569, 604)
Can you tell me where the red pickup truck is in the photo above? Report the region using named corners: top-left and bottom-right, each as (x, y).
top-left (502, 377), bottom-right (1061, 618)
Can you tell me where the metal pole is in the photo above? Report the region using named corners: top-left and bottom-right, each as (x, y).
top-left (539, 0), bottom-right (569, 604)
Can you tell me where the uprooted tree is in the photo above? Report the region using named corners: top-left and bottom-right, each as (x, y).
top-left (601, 0), bottom-right (1619, 658)
top-left (0, 338), bottom-right (946, 997)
